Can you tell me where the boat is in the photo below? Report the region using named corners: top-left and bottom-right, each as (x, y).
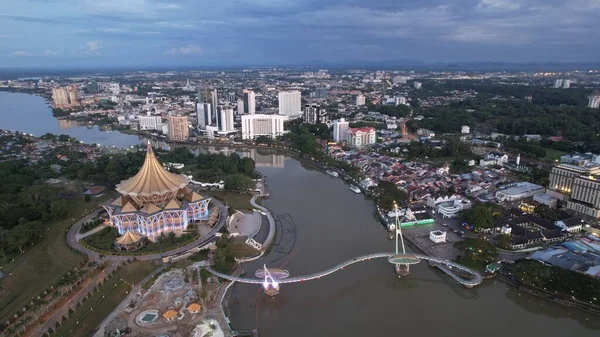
top-left (350, 185), bottom-right (361, 194)
top-left (326, 170), bottom-right (339, 178)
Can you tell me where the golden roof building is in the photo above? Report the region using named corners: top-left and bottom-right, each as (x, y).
top-left (103, 143), bottom-right (211, 242)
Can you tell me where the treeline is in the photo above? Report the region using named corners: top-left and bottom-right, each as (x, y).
top-left (0, 161), bottom-right (71, 260)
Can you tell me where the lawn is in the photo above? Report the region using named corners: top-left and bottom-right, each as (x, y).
top-left (542, 147), bottom-right (567, 161)
top-left (0, 192), bottom-right (117, 324)
top-left (51, 261), bottom-right (156, 337)
top-left (204, 191), bottom-right (254, 210)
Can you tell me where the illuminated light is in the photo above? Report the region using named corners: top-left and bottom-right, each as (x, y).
top-left (263, 281), bottom-right (269, 289)
top-left (272, 281), bottom-right (279, 289)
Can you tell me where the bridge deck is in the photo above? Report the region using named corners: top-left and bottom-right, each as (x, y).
top-left (207, 252), bottom-right (482, 287)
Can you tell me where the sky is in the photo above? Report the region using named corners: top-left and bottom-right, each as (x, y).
top-left (0, 0), bottom-right (599, 68)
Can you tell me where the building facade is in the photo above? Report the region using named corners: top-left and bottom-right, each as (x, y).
top-left (216, 107), bottom-right (235, 132)
top-left (241, 114), bottom-right (287, 139)
top-left (243, 89), bottom-right (256, 115)
top-left (139, 116), bottom-right (163, 131)
top-left (589, 91), bottom-right (600, 108)
top-left (548, 164), bottom-right (600, 197)
top-left (356, 94), bottom-right (366, 106)
top-left (52, 87), bottom-right (70, 106)
top-left (103, 144), bottom-right (211, 242)
top-left (197, 103), bottom-right (212, 128)
top-left (315, 87), bottom-right (328, 99)
top-left (332, 118), bottom-right (349, 143)
top-left (167, 116), bottom-right (189, 141)
top-left (346, 127), bottom-right (376, 147)
top-left (278, 90), bottom-right (302, 116)
top-left (567, 175), bottom-right (600, 219)
top-left (303, 104), bottom-right (328, 124)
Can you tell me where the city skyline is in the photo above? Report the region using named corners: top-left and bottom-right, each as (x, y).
top-left (2, 0), bottom-right (600, 68)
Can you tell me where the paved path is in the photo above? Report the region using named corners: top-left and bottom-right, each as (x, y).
top-left (207, 252), bottom-right (483, 288)
top-left (31, 261), bottom-right (118, 337)
top-left (249, 196), bottom-right (276, 251)
top-left (66, 198), bottom-right (228, 261)
top-left (76, 224), bottom-right (109, 241)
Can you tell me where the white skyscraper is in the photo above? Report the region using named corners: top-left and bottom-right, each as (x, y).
top-left (562, 79), bottom-right (571, 89)
top-left (217, 107), bottom-right (235, 132)
top-left (243, 89), bottom-right (256, 115)
top-left (554, 79), bottom-right (563, 88)
top-left (303, 104), bottom-right (328, 124)
top-left (236, 98), bottom-right (244, 115)
top-left (139, 116), bottom-right (163, 131)
top-left (333, 118), bottom-right (350, 143)
top-left (197, 103), bottom-right (212, 128)
top-left (278, 90), bottom-right (302, 116)
top-left (356, 94), bottom-right (366, 106)
top-left (588, 91), bottom-right (600, 108)
top-left (241, 114), bottom-right (287, 139)
top-left (413, 82), bottom-right (422, 89)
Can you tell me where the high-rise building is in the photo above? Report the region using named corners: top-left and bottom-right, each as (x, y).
top-left (548, 164), bottom-right (600, 199)
top-left (346, 127), bottom-right (376, 147)
top-left (243, 89), bottom-right (255, 114)
top-left (216, 107), bottom-right (235, 132)
top-left (87, 80), bottom-right (100, 93)
top-left (315, 87), bottom-right (328, 99)
top-left (588, 91), bottom-right (600, 108)
top-left (108, 83), bottom-right (120, 94)
top-left (211, 89), bottom-right (218, 109)
top-left (333, 118), bottom-right (350, 143)
top-left (567, 175), bottom-right (600, 219)
top-left (356, 94), bottom-right (366, 106)
top-left (139, 116), bottom-right (163, 131)
top-left (241, 114), bottom-right (287, 139)
top-left (167, 115), bottom-right (189, 141)
top-left (197, 103), bottom-right (212, 128)
top-left (303, 104), bottom-right (328, 124)
top-left (413, 82), bottom-right (422, 89)
top-left (562, 79), bottom-right (571, 89)
top-left (67, 85), bottom-right (78, 105)
top-left (278, 90), bottom-right (302, 116)
top-left (52, 87), bottom-right (69, 106)
top-left (227, 92), bottom-right (236, 103)
top-left (554, 79), bottom-right (564, 88)
top-left (236, 99), bottom-right (244, 115)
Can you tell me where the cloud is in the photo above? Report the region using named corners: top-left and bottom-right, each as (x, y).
top-left (476, 0), bottom-right (520, 12)
top-left (44, 50), bottom-right (60, 56)
top-left (86, 40), bottom-right (101, 52)
top-left (165, 44), bottom-right (202, 55)
top-left (11, 50), bottom-right (31, 56)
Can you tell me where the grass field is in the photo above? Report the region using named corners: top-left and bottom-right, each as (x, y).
top-left (204, 191), bottom-right (254, 210)
top-left (51, 261), bottom-right (156, 337)
top-left (542, 147), bottom-right (567, 161)
top-left (0, 192), bottom-right (116, 323)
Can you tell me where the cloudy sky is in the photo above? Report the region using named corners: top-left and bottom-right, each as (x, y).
top-left (1, 0), bottom-right (599, 67)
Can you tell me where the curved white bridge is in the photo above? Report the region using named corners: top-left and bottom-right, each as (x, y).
top-left (206, 252), bottom-right (483, 288)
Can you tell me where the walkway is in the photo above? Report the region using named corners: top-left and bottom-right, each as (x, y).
top-left (207, 253), bottom-right (483, 288)
top-left (66, 198), bottom-right (228, 261)
top-left (249, 195), bottom-right (276, 251)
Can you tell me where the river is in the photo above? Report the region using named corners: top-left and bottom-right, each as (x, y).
top-left (225, 157), bottom-right (600, 337)
top-left (0, 91), bottom-right (143, 148)
top-left (2, 91), bottom-right (599, 337)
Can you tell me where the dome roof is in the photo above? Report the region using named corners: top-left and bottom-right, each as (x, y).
top-left (115, 143), bottom-right (189, 199)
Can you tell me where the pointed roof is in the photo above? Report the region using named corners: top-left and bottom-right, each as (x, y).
top-left (115, 230), bottom-right (142, 245)
top-left (185, 192), bottom-right (204, 202)
top-left (187, 303), bottom-right (201, 312)
top-left (121, 202), bottom-right (138, 213)
top-left (164, 199), bottom-right (182, 210)
top-left (139, 203), bottom-right (161, 214)
top-left (115, 142), bottom-right (189, 198)
top-left (162, 310), bottom-right (178, 320)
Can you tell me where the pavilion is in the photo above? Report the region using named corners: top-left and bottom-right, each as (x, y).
top-left (103, 143), bottom-right (211, 242)
top-left (114, 230), bottom-right (146, 251)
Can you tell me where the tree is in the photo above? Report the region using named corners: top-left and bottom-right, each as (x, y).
top-left (496, 234), bottom-right (512, 249)
top-left (460, 204), bottom-right (495, 230)
top-left (455, 238), bottom-right (498, 269)
top-left (224, 175), bottom-right (254, 192)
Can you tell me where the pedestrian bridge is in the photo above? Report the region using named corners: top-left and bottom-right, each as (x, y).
top-left (206, 252), bottom-right (483, 289)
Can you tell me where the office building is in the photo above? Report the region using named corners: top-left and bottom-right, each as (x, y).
top-left (548, 164), bottom-right (600, 198)
top-left (278, 90), bottom-right (302, 116)
top-left (52, 87), bottom-right (69, 106)
top-left (241, 114), bottom-right (287, 140)
top-left (87, 80), bottom-right (100, 93)
top-left (562, 79), bottom-right (571, 89)
top-left (346, 127), bottom-right (376, 147)
top-left (227, 92), bottom-right (235, 103)
top-left (554, 79), bottom-right (564, 88)
top-left (67, 85), bottom-right (78, 105)
top-left (303, 104), bottom-right (328, 124)
top-left (236, 99), bottom-right (244, 115)
top-left (589, 91), bottom-right (600, 108)
top-left (567, 175), bottom-right (600, 219)
top-left (108, 83), bottom-right (120, 94)
top-left (413, 82), bottom-right (422, 89)
top-left (167, 116), bottom-right (189, 141)
top-left (356, 94), bottom-right (366, 106)
top-left (216, 107), bottom-right (235, 132)
top-left (315, 87), bottom-right (328, 99)
top-left (243, 89), bottom-right (256, 115)
top-left (333, 118), bottom-right (350, 143)
top-left (211, 89), bottom-right (218, 109)
top-left (139, 116), bottom-right (162, 131)
top-left (197, 103), bottom-right (212, 128)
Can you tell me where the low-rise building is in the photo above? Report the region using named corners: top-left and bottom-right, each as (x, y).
top-left (495, 182), bottom-right (544, 202)
top-left (429, 230), bottom-right (447, 243)
top-left (346, 127), bottom-right (376, 147)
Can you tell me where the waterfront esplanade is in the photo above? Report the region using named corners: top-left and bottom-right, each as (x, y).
top-left (103, 143), bottom-right (210, 242)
